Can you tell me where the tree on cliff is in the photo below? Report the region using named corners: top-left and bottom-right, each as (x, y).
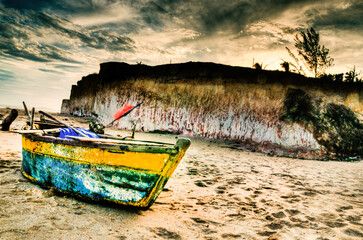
top-left (345, 65), bottom-right (362, 82)
top-left (292, 27), bottom-right (333, 78)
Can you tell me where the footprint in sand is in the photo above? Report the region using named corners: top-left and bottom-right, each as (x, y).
top-left (215, 185), bottom-right (227, 194)
top-left (257, 231), bottom-right (276, 237)
top-left (150, 227), bottom-right (181, 240)
top-left (192, 217), bottom-right (222, 226)
top-left (346, 215), bottom-right (361, 224)
top-left (194, 179), bottom-right (216, 187)
top-left (265, 222), bottom-right (283, 230)
top-left (302, 190), bottom-right (319, 196)
top-left (344, 228), bottom-right (363, 237)
top-left (324, 221), bottom-right (347, 228)
top-left (336, 205), bottom-right (353, 212)
top-left (0, 159), bottom-right (21, 170)
top-left (272, 211), bottom-right (286, 219)
top-left (194, 180), bottom-right (208, 187)
top-left (221, 233), bottom-right (242, 239)
top-left (280, 193), bottom-right (301, 204)
top-left (187, 168), bottom-right (198, 176)
top-left (226, 176), bottom-right (245, 185)
top-left (285, 209), bottom-right (300, 216)
top-left (50, 219), bottom-right (74, 230)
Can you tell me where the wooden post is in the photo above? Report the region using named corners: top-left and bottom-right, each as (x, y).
top-left (22, 101), bottom-right (31, 122)
top-left (30, 107), bottom-right (35, 130)
top-left (1, 109), bottom-right (18, 131)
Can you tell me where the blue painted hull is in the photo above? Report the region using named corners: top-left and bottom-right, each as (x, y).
top-left (21, 134), bottom-right (190, 208)
top-left (22, 149), bottom-right (161, 206)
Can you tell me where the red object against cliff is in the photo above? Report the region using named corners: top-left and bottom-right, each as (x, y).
top-left (113, 104), bottom-right (135, 120)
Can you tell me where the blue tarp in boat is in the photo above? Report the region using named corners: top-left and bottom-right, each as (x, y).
top-left (59, 128), bottom-right (99, 140)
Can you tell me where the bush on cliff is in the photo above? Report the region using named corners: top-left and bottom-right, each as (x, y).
top-left (280, 88), bottom-right (363, 160)
top-left (280, 88), bottom-right (316, 124)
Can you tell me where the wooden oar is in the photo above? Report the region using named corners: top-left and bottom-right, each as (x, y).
top-left (39, 111), bottom-right (88, 138)
top-left (12, 128), bottom-right (61, 134)
top-left (97, 133), bottom-right (174, 145)
top-left (65, 135), bottom-right (168, 146)
top-left (106, 102), bottom-right (143, 127)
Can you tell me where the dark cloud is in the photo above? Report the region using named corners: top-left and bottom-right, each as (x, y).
top-left (0, 14), bottom-right (75, 62)
top-left (87, 30), bottom-right (134, 51)
top-left (126, 0), bottom-right (317, 36)
top-left (2, 0), bottom-right (360, 36)
top-left (30, 8), bottom-right (134, 51)
top-left (306, 1), bottom-right (363, 31)
top-left (0, 0), bottom-right (111, 15)
top-left (1, 0), bottom-right (311, 34)
top-left (0, 0), bottom-right (361, 66)
top-left (0, 6), bottom-right (134, 62)
top-left (0, 42), bottom-right (78, 63)
top-left (1, 0), bottom-right (57, 11)
top-left (0, 19), bottom-right (76, 62)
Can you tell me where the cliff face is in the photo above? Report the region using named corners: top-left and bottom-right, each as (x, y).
top-left (61, 62), bottom-right (363, 159)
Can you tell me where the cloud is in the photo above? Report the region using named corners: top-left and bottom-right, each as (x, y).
top-left (0, 1), bottom-right (316, 35)
top-left (0, 6), bottom-right (134, 63)
top-left (0, 0), bottom-right (115, 15)
top-left (71, 3), bottom-right (135, 26)
top-left (0, 69), bottom-right (15, 81)
top-left (1, 0), bottom-right (58, 11)
top-left (120, 0), bottom-right (316, 36)
top-left (38, 68), bottom-right (62, 74)
top-left (305, 0), bottom-right (363, 31)
top-left (0, 0), bottom-right (362, 71)
top-left (53, 64), bottom-right (81, 70)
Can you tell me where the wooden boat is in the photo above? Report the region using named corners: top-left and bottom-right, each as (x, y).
top-left (20, 131), bottom-right (190, 209)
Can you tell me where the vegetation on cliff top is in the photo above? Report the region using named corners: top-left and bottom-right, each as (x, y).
top-left (283, 27), bottom-right (361, 83)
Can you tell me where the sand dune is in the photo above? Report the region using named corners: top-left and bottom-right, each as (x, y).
top-left (0, 108), bottom-right (362, 239)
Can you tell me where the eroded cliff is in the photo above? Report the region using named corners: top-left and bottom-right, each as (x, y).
top-left (61, 62), bottom-right (363, 159)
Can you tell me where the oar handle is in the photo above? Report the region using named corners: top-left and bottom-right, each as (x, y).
top-left (39, 111), bottom-right (88, 137)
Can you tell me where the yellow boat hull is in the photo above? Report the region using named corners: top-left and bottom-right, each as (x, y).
top-left (21, 134), bottom-right (190, 208)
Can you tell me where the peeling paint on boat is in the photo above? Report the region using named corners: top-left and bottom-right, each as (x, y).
top-left (21, 135), bottom-right (190, 208)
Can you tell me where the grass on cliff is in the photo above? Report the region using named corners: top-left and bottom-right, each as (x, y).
top-left (280, 88), bottom-right (363, 160)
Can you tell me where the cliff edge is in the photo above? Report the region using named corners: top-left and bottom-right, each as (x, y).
top-left (62, 62), bottom-right (362, 159)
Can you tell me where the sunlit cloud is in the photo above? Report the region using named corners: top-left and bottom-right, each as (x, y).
top-left (0, 0), bottom-right (362, 110)
top-left (71, 4), bottom-right (135, 26)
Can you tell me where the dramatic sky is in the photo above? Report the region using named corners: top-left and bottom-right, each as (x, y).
top-left (0, 0), bottom-right (362, 111)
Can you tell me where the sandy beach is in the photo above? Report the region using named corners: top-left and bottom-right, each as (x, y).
top-left (0, 108), bottom-right (362, 240)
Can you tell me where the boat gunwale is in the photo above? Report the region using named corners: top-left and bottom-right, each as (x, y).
top-left (97, 134), bottom-right (175, 146)
top-left (22, 133), bottom-right (180, 154)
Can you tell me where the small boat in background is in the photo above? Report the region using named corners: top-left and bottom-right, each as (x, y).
top-left (20, 131), bottom-right (190, 209)
top-left (27, 120), bottom-right (64, 129)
